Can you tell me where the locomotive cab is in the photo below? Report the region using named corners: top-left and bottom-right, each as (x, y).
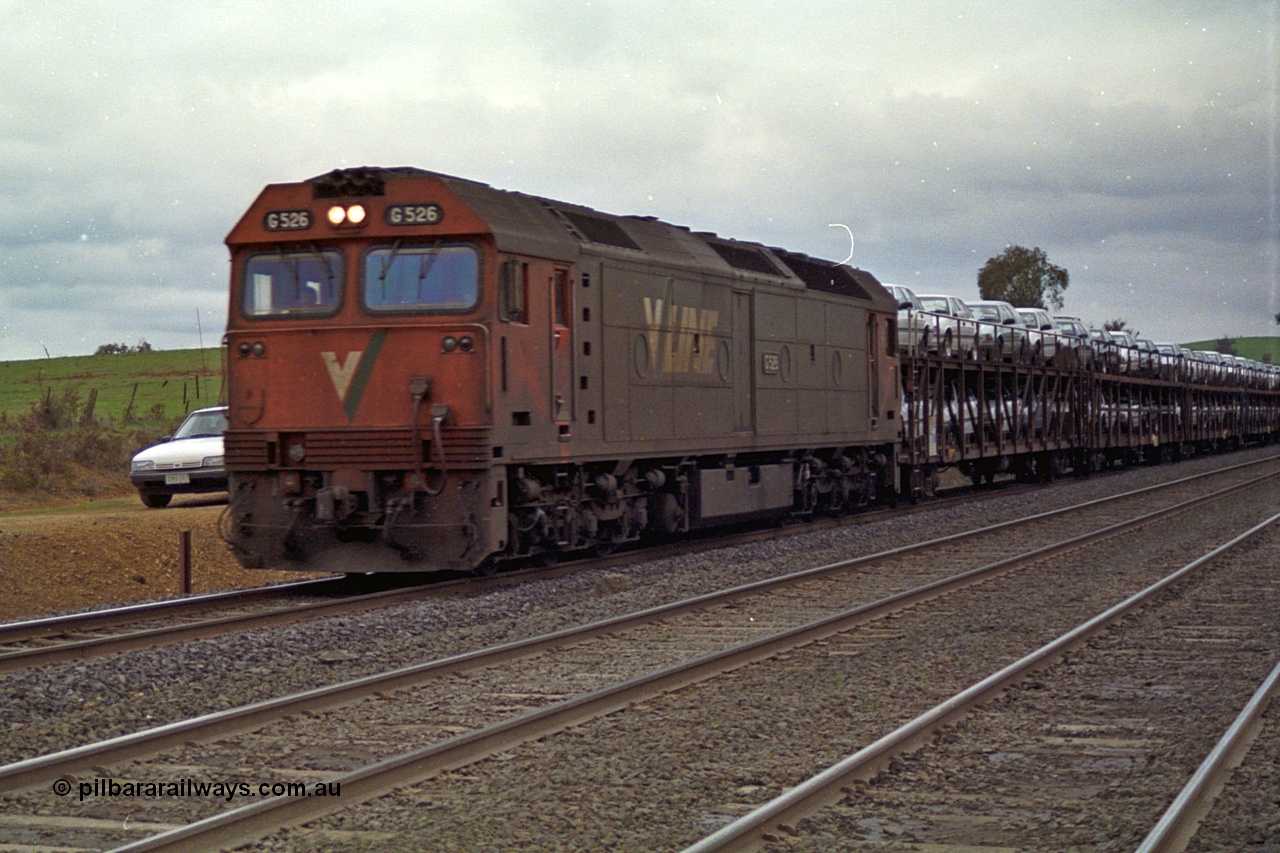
top-left (223, 169), bottom-right (516, 571)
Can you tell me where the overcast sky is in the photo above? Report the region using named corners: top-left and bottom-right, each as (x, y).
top-left (1, 1), bottom-right (1277, 360)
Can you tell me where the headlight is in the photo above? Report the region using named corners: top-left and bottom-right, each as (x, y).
top-left (203, 455), bottom-right (224, 468)
top-left (327, 204), bottom-right (367, 227)
top-left (132, 460), bottom-right (155, 471)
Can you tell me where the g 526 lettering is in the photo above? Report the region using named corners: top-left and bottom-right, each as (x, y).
top-left (386, 204), bottom-right (444, 226)
top-left (264, 210), bottom-right (313, 231)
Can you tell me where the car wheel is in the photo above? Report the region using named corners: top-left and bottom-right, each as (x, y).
top-left (139, 490), bottom-right (173, 509)
top-left (942, 331), bottom-right (954, 358)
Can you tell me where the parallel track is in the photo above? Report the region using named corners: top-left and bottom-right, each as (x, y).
top-left (1, 457), bottom-right (1274, 795)
top-left (684, 511), bottom-right (1280, 851)
top-left (4, 457), bottom-right (1277, 850)
top-left (2, 454), bottom-right (1275, 675)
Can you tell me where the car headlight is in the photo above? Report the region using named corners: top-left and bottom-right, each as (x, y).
top-left (203, 455), bottom-right (224, 468)
top-left (132, 460), bottom-right (155, 471)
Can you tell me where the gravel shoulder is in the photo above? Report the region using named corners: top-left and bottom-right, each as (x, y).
top-left (0, 494), bottom-right (321, 622)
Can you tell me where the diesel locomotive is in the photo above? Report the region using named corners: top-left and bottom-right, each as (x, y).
top-left (220, 167), bottom-right (901, 572)
top-left (220, 167), bottom-right (1280, 573)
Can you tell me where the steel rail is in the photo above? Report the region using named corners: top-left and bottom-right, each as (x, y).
top-left (5, 462), bottom-right (1275, 796)
top-left (3, 453), bottom-right (1276, 674)
top-left (0, 577), bottom-right (340, 644)
top-left (99, 476), bottom-right (1280, 851)
top-left (681, 510), bottom-right (1280, 853)
top-left (1136, 655), bottom-right (1280, 853)
top-left (0, 578), bottom-right (468, 674)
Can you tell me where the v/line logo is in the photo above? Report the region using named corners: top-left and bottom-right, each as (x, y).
top-left (320, 330), bottom-right (387, 420)
top-left (643, 296), bottom-right (720, 376)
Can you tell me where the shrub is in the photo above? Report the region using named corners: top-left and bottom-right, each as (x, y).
top-left (0, 387), bottom-right (176, 498)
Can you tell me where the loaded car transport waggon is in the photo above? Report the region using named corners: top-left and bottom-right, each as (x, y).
top-left (221, 168), bottom-right (902, 572)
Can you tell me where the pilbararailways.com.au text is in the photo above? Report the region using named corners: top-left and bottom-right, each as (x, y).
top-left (52, 777), bottom-right (342, 802)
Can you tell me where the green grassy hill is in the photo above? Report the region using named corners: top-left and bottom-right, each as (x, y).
top-left (0, 347), bottom-right (225, 505)
top-left (1182, 336), bottom-right (1280, 363)
top-left (0, 347), bottom-right (224, 423)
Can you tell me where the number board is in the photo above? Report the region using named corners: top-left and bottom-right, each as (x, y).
top-left (386, 204), bottom-right (444, 226)
top-left (762, 352), bottom-right (781, 375)
top-left (263, 210), bottom-right (313, 231)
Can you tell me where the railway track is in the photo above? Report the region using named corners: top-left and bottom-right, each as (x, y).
top-left (692, 512), bottom-right (1280, 851)
top-left (1141, 655), bottom-right (1280, 852)
top-left (0, 576), bottom-right (470, 675)
top-left (0, 475), bottom-right (1014, 675)
top-left (2, 454), bottom-right (1278, 849)
top-left (0, 578), bottom-right (338, 665)
top-left (0, 454), bottom-right (1273, 677)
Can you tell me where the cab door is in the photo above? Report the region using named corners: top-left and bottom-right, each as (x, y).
top-left (551, 268), bottom-right (573, 432)
top-left (733, 290), bottom-right (754, 432)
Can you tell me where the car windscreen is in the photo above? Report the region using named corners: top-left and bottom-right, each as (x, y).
top-left (173, 410), bottom-right (228, 440)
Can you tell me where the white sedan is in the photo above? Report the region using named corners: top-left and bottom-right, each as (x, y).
top-left (129, 406), bottom-right (228, 508)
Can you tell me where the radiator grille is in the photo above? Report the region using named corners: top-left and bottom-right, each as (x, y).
top-left (225, 427), bottom-right (490, 469)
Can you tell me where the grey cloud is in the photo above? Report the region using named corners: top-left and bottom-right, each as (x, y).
top-left (0, 1), bottom-right (1275, 359)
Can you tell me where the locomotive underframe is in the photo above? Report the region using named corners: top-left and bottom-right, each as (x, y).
top-left (223, 438), bottom-right (896, 572)
top-left (502, 443), bottom-right (895, 559)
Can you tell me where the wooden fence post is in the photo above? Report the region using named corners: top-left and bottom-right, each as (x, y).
top-left (179, 530), bottom-right (192, 595)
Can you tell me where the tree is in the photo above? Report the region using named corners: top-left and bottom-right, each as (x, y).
top-left (1103, 318), bottom-right (1138, 336)
top-left (977, 245), bottom-right (1069, 310)
top-left (1214, 335), bottom-right (1238, 356)
top-left (94, 340), bottom-right (154, 356)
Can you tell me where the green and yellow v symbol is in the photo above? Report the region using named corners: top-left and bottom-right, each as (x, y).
top-left (321, 330), bottom-right (387, 421)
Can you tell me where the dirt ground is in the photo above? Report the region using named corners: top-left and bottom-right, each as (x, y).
top-left (0, 492), bottom-right (323, 622)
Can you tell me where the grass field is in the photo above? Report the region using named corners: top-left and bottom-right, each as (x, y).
top-left (1183, 336), bottom-right (1280, 363)
top-left (0, 347), bottom-right (225, 424)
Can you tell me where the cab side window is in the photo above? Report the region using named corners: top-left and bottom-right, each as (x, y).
top-left (553, 269), bottom-right (571, 327)
top-left (499, 259), bottom-right (527, 323)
